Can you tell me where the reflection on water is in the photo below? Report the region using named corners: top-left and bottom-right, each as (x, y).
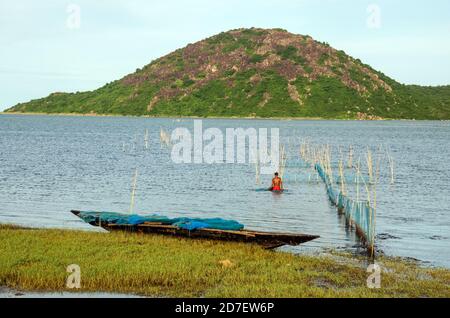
top-left (0, 115), bottom-right (449, 267)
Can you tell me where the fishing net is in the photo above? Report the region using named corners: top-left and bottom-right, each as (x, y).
top-left (291, 158), bottom-right (375, 248)
top-left (337, 193), bottom-right (376, 245)
top-left (77, 211), bottom-right (244, 231)
top-left (314, 162), bottom-right (376, 247)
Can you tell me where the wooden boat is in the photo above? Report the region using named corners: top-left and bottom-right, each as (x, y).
top-left (71, 210), bottom-right (319, 249)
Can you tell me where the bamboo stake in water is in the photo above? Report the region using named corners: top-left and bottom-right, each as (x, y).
top-left (358, 162), bottom-right (372, 205)
top-left (160, 128), bottom-right (171, 148)
top-left (133, 133), bottom-right (138, 151)
top-left (370, 155), bottom-right (381, 257)
top-left (348, 145), bottom-right (353, 168)
top-left (326, 145), bottom-right (333, 185)
top-left (389, 155), bottom-right (395, 184)
top-left (366, 148), bottom-right (373, 184)
top-left (339, 159), bottom-right (346, 195)
top-left (356, 157), bottom-right (361, 202)
top-left (144, 129), bottom-right (149, 150)
top-left (129, 168), bottom-right (138, 215)
top-left (255, 149), bottom-right (260, 185)
top-left (279, 144), bottom-right (287, 178)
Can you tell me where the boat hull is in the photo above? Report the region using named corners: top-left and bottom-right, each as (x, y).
top-left (71, 210), bottom-right (319, 249)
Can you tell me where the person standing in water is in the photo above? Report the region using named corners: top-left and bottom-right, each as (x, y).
top-left (270, 172), bottom-right (283, 191)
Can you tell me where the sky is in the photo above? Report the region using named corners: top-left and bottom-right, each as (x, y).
top-left (1, 0), bottom-right (450, 111)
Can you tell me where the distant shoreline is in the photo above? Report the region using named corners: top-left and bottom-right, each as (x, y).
top-left (1, 111), bottom-right (437, 121)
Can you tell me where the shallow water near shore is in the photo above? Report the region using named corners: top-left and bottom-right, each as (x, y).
top-left (0, 287), bottom-right (143, 298)
top-left (0, 115), bottom-right (449, 267)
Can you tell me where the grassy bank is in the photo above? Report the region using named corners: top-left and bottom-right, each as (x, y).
top-left (0, 225), bottom-right (448, 298)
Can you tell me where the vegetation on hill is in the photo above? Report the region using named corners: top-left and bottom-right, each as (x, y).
top-left (5, 28), bottom-right (450, 119)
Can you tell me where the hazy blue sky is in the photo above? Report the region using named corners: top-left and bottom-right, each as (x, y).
top-left (1, 0), bottom-right (449, 110)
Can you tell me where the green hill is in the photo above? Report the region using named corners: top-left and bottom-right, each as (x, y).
top-left (5, 28), bottom-right (450, 119)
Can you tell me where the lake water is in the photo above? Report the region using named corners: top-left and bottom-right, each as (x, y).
top-left (0, 115), bottom-right (449, 268)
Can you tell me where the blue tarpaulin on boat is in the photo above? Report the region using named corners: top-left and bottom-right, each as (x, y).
top-left (77, 211), bottom-right (244, 231)
top-left (173, 220), bottom-right (212, 231)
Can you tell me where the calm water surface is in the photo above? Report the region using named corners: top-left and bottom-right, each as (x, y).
top-left (0, 115), bottom-right (449, 267)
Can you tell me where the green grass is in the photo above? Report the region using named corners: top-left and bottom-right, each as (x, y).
top-left (0, 225), bottom-right (448, 298)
